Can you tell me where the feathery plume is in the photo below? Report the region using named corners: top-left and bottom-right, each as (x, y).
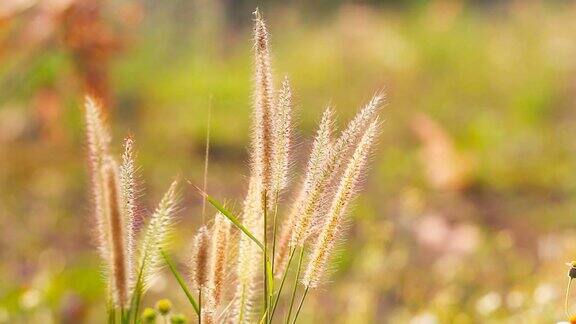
top-left (274, 107), bottom-right (333, 274)
top-left (85, 96), bottom-right (111, 260)
top-left (190, 226), bottom-right (211, 290)
top-left (208, 213), bottom-right (232, 306)
top-left (200, 213), bottom-right (231, 324)
top-left (289, 94), bottom-right (384, 249)
top-left (202, 308), bottom-right (216, 324)
top-left (232, 178), bottom-right (264, 323)
top-left (330, 93), bottom-right (384, 169)
top-left (251, 8), bottom-right (275, 195)
top-left (302, 120), bottom-right (379, 289)
top-left (119, 136), bottom-right (137, 293)
top-left (270, 76), bottom-right (292, 201)
top-left (85, 96), bottom-right (111, 169)
top-left (138, 180), bottom-right (179, 290)
top-left (101, 158), bottom-right (131, 307)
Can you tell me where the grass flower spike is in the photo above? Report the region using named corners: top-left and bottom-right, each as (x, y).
top-left (189, 225), bottom-right (212, 322)
top-left (84, 97), bottom-right (180, 320)
top-left (270, 76), bottom-right (293, 200)
top-left (251, 8), bottom-right (275, 195)
top-left (289, 94), bottom-right (383, 250)
top-left (208, 213), bottom-right (231, 306)
top-left (102, 158), bottom-right (131, 307)
top-left (85, 97), bottom-right (111, 260)
top-left (138, 180), bottom-right (179, 290)
top-left (190, 226), bottom-right (211, 290)
top-left (274, 107), bottom-right (334, 274)
top-left (85, 98), bottom-right (135, 308)
top-left (302, 120), bottom-right (380, 288)
top-left (119, 137), bottom-right (137, 294)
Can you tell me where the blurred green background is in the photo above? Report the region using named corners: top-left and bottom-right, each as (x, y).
top-left (2, 0), bottom-right (576, 322)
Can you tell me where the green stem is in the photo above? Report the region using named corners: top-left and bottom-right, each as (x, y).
top-left (270, 248), bottom-right (295, 322)
top-left (285, 247), bottom-right (305, 324)
top-left (199, 288), bottom-right (202, 324)
top-left (106, 290), bottom-right (115, 324)
top-left (109, 307), bottom-right (116, 324)
top-left (263, 190), bottom-right (269, 323)
top-left (131, 284), bottom-right (141, 324)
top-left (205, 193), bottom-right (264, 250)
top-left (161, 250), bottom-right (200, 315)
top-left (271, 190), bottom-right (280, 275)
top-left (291, 287), bottom-right (309, 324)
top-left (131, 259), bottom-right (146, 324)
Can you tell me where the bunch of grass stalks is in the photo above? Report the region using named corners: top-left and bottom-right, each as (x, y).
top-left (85, 9), bottom-right (382, 324)
top-left (85, 97), bottom-right (179, 323)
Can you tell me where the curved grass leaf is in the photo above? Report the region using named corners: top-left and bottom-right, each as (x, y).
top-left (202, 192), bottom-right (264, 251)
top-left (161, 250), bottom-right (200, 315)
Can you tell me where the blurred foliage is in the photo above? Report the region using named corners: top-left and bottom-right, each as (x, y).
top-left (2, 0), bottom-right (576, 322)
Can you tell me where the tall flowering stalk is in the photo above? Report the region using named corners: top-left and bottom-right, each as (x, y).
top-left (289, 94), bottom-right (383, 249)
top-left (207, 213), bottom-right (231, 308)
top-left (194, 213), bottom-right (232, 324)
top-left (252, 8), bottom-right (276, 196)
top-left (119, 137), bottom-right (137, 286)
top-left (102, 157), bottom-right (131, 307)
top-left (190, 225), bottom-right (211, 322)
top-left (270, 77), bottom-right (292, 201)
top-left (302, 120), bottom-right (380, 288)
top-left (137, 180), bottom-right (179, 290)
top-left (84, 98), bottom-right (179, 323)
top-left (85, 97), bottom-right (112, 262)
top-left (274, 107), bottom-right (334, 275)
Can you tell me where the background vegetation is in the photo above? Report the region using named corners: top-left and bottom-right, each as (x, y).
top-left (2, 0), bottom-right (576, 322)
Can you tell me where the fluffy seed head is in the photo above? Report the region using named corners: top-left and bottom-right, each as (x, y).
top-left (251, 8), bottom-right (275, 196)
top-left (190, 226), bottom-right (211, 289)
top-left (332, 93), bottom-right (384, 155)
top-left (138, 180), bottom-right (179, 290)
top-left (274, 107), bottom-right (333, 274)
top-left (85, 96), bottom-right (111, 169)
top-left (208, 213), bottom-right (232, 305)
top-left (289, 94), bottom-right (384, 248)
top-left (302, 120), bottom-right (379, 288)
top-left (270, 76), bottom-right (293, 201)
top-left (101, 158), bottom-right (130, 307)
top-left (85, 96), bottom-right (111, 260)
top-left (119, 137), bottom-right (137, 293)
top-left (85, 98), bottom-right (134, 307)
top-left (288, 107), bottom-right (337, 248)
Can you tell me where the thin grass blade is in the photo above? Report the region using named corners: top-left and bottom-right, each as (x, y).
top-left (161, 250), bottom-right (200, 315)
top-left (202, 192), bottom-right (264, 251)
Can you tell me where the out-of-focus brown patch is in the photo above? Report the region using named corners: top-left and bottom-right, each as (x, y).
top-left (34, 88), bottom-right (63, 142)
top-left (61, 0), bottom-right (121, 108)
top-left (413, 213), bottom-right (480, 257)
top-left (424, 0), bottom-right (464, 32)
top-left (411, 113), bottom-right (474, 192)
top-left (59, 293), bottom-right (87, 324)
